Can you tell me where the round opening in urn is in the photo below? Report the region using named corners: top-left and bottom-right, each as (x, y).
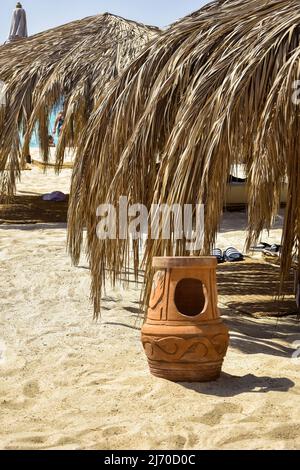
top-left (174, 278), bottom-right (207, 317)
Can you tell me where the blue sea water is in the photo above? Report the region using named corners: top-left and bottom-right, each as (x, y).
top-left (29, 113), bottom-right (57, 148)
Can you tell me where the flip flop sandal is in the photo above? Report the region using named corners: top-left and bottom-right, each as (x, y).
top-left (224, 247), bottom-right (244, 262)
top-left (211, 248), bottom-right (225, 264)
top-left (250, 242), bottom-right (271, 252)
top-left (268, 244), bottom-right (282, 253)
top-left (263, 245), bottom-right (282, 256)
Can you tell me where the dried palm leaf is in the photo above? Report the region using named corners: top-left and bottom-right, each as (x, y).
top-left (69, 0), bottom-right (300, 316)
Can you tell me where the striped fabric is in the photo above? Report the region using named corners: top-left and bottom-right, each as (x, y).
top-left (224, 247), bottom-right (244, 262)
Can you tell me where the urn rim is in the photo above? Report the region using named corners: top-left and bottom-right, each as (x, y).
top-left (152, 256), bottom-right (217, 269)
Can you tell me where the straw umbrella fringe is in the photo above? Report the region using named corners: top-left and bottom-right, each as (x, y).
top-left (68, 0), bottom-right (300, 316)
top-left (0, 13), bottom-right (160, 196)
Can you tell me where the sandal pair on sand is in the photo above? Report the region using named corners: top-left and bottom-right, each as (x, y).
top-left (212, 247), bottom-right (244, 264)
top-left (250, 242), bottom-right (282, 256)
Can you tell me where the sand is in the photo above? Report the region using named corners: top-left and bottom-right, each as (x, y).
top-left (1, 167), bottom-right (300, 450)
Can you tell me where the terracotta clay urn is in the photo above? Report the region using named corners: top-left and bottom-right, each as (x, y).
top-left (141, 257), bottom-right (229, 382)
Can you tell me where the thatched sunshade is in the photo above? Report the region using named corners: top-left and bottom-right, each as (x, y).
top-left (0, 13), bottom-right (160, 195)
top-left (68, 0), bottom-right (300, 316)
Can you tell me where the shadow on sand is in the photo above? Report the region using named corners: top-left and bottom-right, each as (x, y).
top-left (217, 261), bottom-right (297, 319)
top-left (224, 315), bottom-right (299, 358)
top-left (181, 373), bottom-right (294, 396)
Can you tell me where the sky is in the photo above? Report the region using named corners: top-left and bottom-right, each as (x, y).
top-left (0, 1), bottom-right (208, 43)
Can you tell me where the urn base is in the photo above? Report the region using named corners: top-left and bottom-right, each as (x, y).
top-left (147, 359), bottom-right (224, 382)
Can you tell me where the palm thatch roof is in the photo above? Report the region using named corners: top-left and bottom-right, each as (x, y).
top-left (0, 13), bottom-right (160, 195)
top-left (68, 0), bottom-right (300, 316)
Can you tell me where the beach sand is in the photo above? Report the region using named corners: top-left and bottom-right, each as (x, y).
top-left (0, 167), bottom-right (300, 450)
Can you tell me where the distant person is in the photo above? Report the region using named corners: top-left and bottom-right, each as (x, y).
top-left (48, 135), bottom-right (55, 147)
top-left (53, 111), bottom-right (65, 137)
